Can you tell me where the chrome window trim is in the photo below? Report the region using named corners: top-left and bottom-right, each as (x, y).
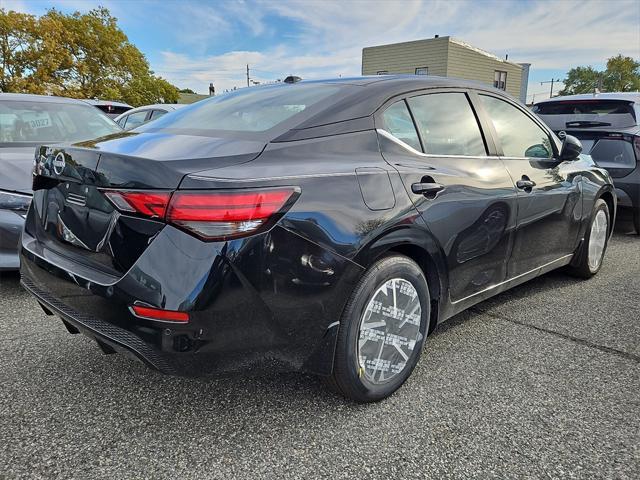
top-left (376, 128), bottom-right (495, 160)
top-left (499, 156), bottom-right (556, 161)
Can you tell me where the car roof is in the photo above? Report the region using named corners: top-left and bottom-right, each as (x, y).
top-left (0, 92), bottom-right (95, 105)
top-left (287, 75), bottom-right (517, 130)
top-left (121, 104), bottom-right (185, 113)
top-left (114, 103), bottom-right (185, 121)
top-left (535, 92), bottom-right (640, 104)
top-left (83, 98), bottom-right (132, 107)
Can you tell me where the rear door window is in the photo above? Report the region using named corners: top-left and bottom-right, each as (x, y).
top-left (480, 95), bottom-right (553, 158)
top-left (123, 110), bottom-right (149, 130)
top-left (380, 100), bottom-right (422, 151)
top-left (149, 109), bottom-right (167, 121)
top-left (407, 93), bottom-right (486, 156)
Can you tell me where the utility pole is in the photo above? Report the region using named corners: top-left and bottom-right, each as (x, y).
top-left (246, 64), bottom-right (250, 87)
top-left (540, 78), bottom-right (561, 98)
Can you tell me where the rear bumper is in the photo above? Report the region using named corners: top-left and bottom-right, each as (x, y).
top-left (0, 210), bottom-right (24, 271)
top-left (21, 275), bottom-right (178, 374)
top-left (20, 224), bottom-right (362, 376)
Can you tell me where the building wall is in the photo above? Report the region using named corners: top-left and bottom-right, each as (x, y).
top-left (362, 37), bottom-right (449, 76)
top-left (361, 37), bottom-right (527, 102)
top-left (446, 40), bottom-right (522, 99)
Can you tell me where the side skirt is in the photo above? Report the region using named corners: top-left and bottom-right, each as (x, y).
top-left (442, 254), bottom-right (574, 320)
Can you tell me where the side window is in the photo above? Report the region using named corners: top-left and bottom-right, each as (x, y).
top-left (116, 116), bottom-right (127, 128)
top-left (407, 92), bottom-right (486, 156)
top-left (380, 100), bottom-right (422, 151)
top-left (480, 95), bottom-right (552, 158)
top-left (149, 109), bottom-right (167, 121)
top-left (123, 110), bottom-right (148, 130)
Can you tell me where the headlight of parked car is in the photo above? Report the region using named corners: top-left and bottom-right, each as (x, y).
top-left (0, 190), bottom-right (32, 217)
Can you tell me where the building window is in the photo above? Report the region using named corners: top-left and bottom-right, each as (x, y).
top-left (494, 71), bottom-right (507, 90)
top-left (415, 67), bottom-right (428, 75)
top-left (377, 71), bottom-right (388, 75)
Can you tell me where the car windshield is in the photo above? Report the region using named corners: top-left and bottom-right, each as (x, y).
top-left (138, 83), bottom-right (341, 134)
top-left (0, 100), bottom-right (121, 143)
top-left (533, 99), bottom-right (637, 129)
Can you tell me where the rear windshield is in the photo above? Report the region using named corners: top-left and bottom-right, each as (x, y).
top-left (93, 105), bottom-right (131, 116)
top-left (138, 84), bottom-right (341, 134)
top-left (0, 100), bottom-right (121, 143)
top-left (533, 99), bottom-right (637, 129)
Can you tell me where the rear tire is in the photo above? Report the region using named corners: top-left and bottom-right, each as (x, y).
top-left (324, 255), bottom-right (430, 402)
top-left (566, 199), bottom-right (610, 278)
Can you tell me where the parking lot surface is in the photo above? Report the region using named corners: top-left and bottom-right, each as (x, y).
top-left (1, 219), bottom-right (638, 479)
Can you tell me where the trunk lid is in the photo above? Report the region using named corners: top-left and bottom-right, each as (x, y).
top-left (26, 131), bottom-right (265, 277)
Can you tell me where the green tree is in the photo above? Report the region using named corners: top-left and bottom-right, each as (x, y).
top-left (0, 9), bottom-right (39, 92)
top-left (560, 55), bottom-right (640, 95)
top-left (604, 54), bottom-right (640, 92)
top-left (179, 88), bottom-right (196, 94)
top-left (0, 7), bottom-right (178, 106)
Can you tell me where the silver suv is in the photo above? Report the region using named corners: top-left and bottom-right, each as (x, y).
top-left (534, 93), bottom-right (640, 234)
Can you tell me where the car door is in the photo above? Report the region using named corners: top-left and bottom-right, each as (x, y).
top-left (473, 93), bottom-right (582, 277)
top-left (377, 90), bottom-right (518, 304)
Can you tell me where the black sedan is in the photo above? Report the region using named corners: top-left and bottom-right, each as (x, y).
top-left (0, 93), bottom-right (121, 270)
top-left (20, 76), bottom-right (615, 402)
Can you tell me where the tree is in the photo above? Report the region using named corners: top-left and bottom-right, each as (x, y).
top-left (179, 88), bottom-right (196, 94)
top-left (0, 7), bottom-right (178, 105)
top-left (0, 10), bottom-right (39, 92)
top-left (560, 55), bottom-right (640, 95)
top-left (604, 55), bottom-right (640, 92)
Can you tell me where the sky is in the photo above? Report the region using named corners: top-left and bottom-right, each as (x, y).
top-left (5, 0), bottom-right (640, 101)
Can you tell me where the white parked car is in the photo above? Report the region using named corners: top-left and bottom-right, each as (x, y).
top-left (115, 104), bottom-right (186, 130)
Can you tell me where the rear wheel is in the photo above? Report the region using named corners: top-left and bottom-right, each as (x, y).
top-left (325, 255), bottom-right (430, 402)
top-left (567, 199), bottom-right (610, 278)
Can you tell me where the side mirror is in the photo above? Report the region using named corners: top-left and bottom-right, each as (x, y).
top-left (559, 134), bottom-right (582, 161)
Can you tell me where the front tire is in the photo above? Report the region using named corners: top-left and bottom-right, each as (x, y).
top-left (325, 255), bottom-right (430, 402)
top-left (567, 199), bottom-right (610, 278)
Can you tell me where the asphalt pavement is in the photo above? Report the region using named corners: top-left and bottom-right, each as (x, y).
top-left (1, 216), bottom-right (638, 479)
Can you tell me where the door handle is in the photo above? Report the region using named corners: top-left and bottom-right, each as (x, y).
top-left (516, 177), bottom-right (536, 191)
top-left (411, 182), bottom-right (445, 196)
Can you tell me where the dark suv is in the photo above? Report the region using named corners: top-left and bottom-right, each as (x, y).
top-left (534, 93), bottom-right (640, 233)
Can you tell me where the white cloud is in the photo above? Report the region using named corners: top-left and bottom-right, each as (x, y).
top-left (157, 0), bottom-right (639, 92)
top-left (5, 0), bottom-right (639, 94)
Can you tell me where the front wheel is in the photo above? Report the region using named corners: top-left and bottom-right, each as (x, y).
top-left (567, 199), bottom-right (610, 278)
top-left (324, 255), bottom-right (430, 402)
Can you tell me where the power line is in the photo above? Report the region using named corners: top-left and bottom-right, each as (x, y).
top-left (540, 78), bottom-right (562, 98)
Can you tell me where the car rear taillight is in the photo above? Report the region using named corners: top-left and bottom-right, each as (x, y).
top-left (130, 305), bottom-right (189, 323)
top-left (104, 191), bottom-right (171, 218)
top-left (105, 187), bottom-right (300, 240)
top-left (166, 188), bottom-right (298, 240)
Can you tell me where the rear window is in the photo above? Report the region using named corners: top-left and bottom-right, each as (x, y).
top-left (533, 100), bottom-right (637, 129)
top-left (0, 100), bottom-right (121, 143)
top-left (139, 84), bottom-right (341, 134)
top-left (94, 105), bottom-right (131, 116)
